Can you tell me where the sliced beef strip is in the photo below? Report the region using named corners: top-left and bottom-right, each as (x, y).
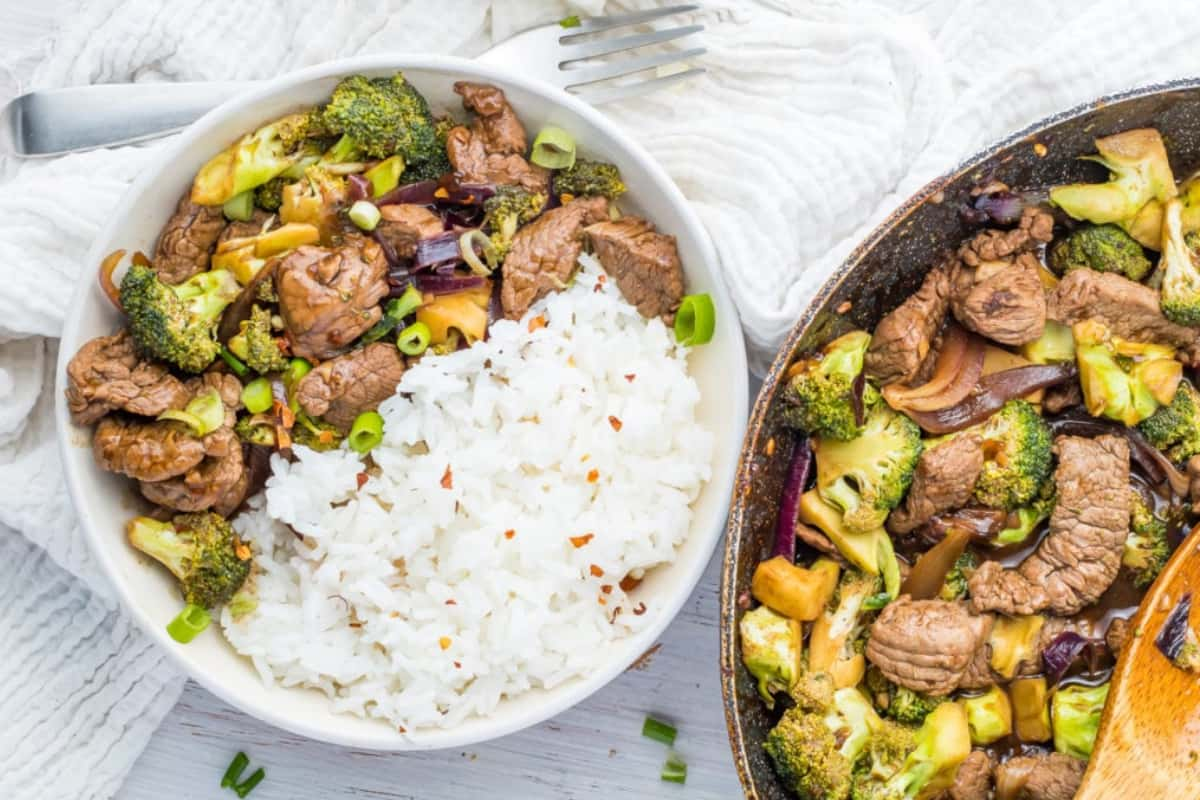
top-left (795, 521), bottom-right (841, 558)
top-left (375, 204), bottom-right (443, 259)
top-left (446, 82), bottom-right (548, 194)
top-left (1042, 381), bottom-right (1083, 414)
top-left (92, 415), bottom-right (206, 482)
top-left (957, 638), bottom-right (997, 691)
top-left (154, 192), bottom-right (227, 284)
top-left (65, 330), bottom-right (190, 425)
top-left (140, 441), bottom-right (244, 513)
top-left (1106, 616), bottom-right (1133, 657)
top-left (294, 342), bottom-right (406, 430)
top-left (970, 435), bottom-right (1131, 616)
top-left (888, 432), bottom-right (984, 535)
top-left (454, 81), bottom-right (527, 155)
top-left (994, 752), bottom-right (1085, 800)
top-left (276, 239), bottom-right (389, 361)
top-left (864, 263), bottom-right (951, 386)
top-left (865, 597), bottom-right (993, 696)
top-left (217, 208), bottom-right (274, 245)
top-left (501, 196), bottom-right (609, 320)
top-left (944, 750), bottom-right (994, 800)
top-left (584, 216), bottom-right (684, 320)
top-left (1050, 268), bottom-right (1200, 364)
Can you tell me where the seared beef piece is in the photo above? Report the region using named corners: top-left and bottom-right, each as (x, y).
top-left (795, 521), bottom-right (840, 558)
top-left (887, 433), bottom-right (984, 535)
top-left (864, 264), bottom-right (951, 386)
top-left (865, 597), bottom-right (993, 696)
top-left (295, 342), bottom-right (406, 430)
top-left (446, 82), bottom-right (549, 194)
top-left (1106, 616), bottom-right (1132, 657)
top-left (212, 459), bottom-right (251, 517)
top-left (1188, 454), bottom-right (1200, 506)
top-left (964, 206), bottom-right (1055, 262)
top-left (277, 240), bottom-right (389, 361)
top-left (217, 208), bottom-right (273, 245)
top-left (454, 82), bottom-right (527, 155)
top-left (501, 196), bottom-right (609, 320)
top-left (375, 204), bottom-right (443, 259)
top-left (946, 750), bottom-right (994, 800)
top-left (1043, 381), bottom-right (1083, 414)
top-left (153, 192), bottom-right (227, 284)
top-left (958, 639), bottom-right (997, 691)
top-left (1050, 269), bottom-right (1200, 364)
top-left (993, 752), bottom-right (1085, 800)
top-left (65, 330), bottom-right (190, 425)
top-left (585, 216), bottom-right (685, 319)
top-left (93, 416), bottom-right (206, 482)
top-left (140, 441), bottom-right (245, 513)
top-left (970, 435), bottom-right (1131, 616)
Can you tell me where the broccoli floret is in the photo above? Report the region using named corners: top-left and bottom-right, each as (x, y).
top-left (739, 605), bottom-right (801, 708)
top-left (808, 569), bottom-right (880, 689)
top-left (234, 415), bottom-right (276, 447)
top-left (1073, 319), bottom-right (1183, 426)
top-left (851, 703), bottom-right (972, 800)
top-left (255, 277), bottom-right (278, 304)
top-left (1048, 224), bottom-right (1152, 280)
top-left (554, 158), bottom-right (626, 200)
top-left (1049, 128), bottom-right (1176, 249)
top-left (939, 551), bottom-right (979, 601)
top-left (865, 670), bottom-right (946, 726)
top-left (966, 400), bottom-right (1052, 511)
top-left (782, 330), bottom-right (876, 441)
top-left (120, 264), bottom-right (240, 373)
top-left (995, 479), bottom-right (1056, 546)
top-left (255, 177), bottom-right (288, 211)
top-left (813, 404), bottom-right (923, 535)
top-left (1139, 379), bottom-right (1200, 461)
top-left (229, 305), bottom-right (288, 374)
top-left (799, 490), bottom-right (902, 595)
top-left (126, 513), bottom-right (252, 609)
top-left (1123, 494), bottom-right (1170, 589)
top-left (1158, 198), bottom-right (1200, 325)
top-left (483, 185), bottom-right (548, 260)
top-left (191, 112), bottom-right (315, 206)
top-left (293, 412), bottom-right (343, 452)
top-left (318, 73), bottom-right (444, 175)
top-left (1051, 682), bottom-right (1109, 760)
top-left (1020, 320), bottom-right (1076, 365)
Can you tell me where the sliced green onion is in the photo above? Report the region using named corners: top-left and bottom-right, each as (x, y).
top-left (223, 190), bottom-right (256, 222)
top-left (531, 125), bottom-right (577, 170)
top-left (362, 285), bottom-right (424, 344)
top-left (673, 293), bottom-right (716, 347)
top-left (167, 603), bottom-right (211, 643)
top-left (661, 753), bottom-right (687, 784)
top-left (349, 200), bottom-right (382, 231)
top-left (284, 357), bottom-right (312, 387)
top-left (862, 592), bottom-right (892, 611)
top-left (219, 346), bottom-right (249, 377)
top-left (459, 229), bottom-right (499, 276)
top-left (364, 155), bottom-right (405, 197)
top-left (233, 767), bottom-right (266, 798)
top-left (642, 716), bottom-right (678, 745)
top-left (157, 408), bottom-right (205, 434)
top-left (558, 14), bottom-right (581, 28)
top-left (348, 410), bottom-right (385, 454)
top-left (397, 321), bottom-right (432, 356)
top-left (241, 377), bottom-right (273, 414)
top-left (221, 752), bottom-right (250, 788)
top-left (158, 388), bottom-right (224, 435)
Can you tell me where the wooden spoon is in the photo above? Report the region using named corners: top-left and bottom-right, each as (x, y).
top-left (1075, 523), bottom-right (1200, 799)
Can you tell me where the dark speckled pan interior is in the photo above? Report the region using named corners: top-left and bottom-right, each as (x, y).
top-left (718, 79), bottom-right (1200, 799)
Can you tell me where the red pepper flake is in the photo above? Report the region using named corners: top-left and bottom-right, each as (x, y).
top-left (439, 636), bottom-right (452, 650)
top-left (598, 274), bottom-right (607, 283)
top-left (765, 437), bottom-right (776, 457)
top-left (570, 533), bottom-right (595, 548)
top-left (608, 415), bottom-right (623, 432)
top-left (356, 471), bottom-right (369, 489)
top-left (598, 596), bottom-right (607, 606)
top-left (504, 529), bottom-right (516, 540)
top-left (624, 374), bottom-right (636, 382)
top-left (319, 429), bottom-right (335, 445)
top-left (390, 611), bottom-right (400, 618)
top-left (528, 315), bottom-right (547, 332)
top-left (835, 300), bottom-right (853, 314)
top-left (594, 282), bottom-right (604, 293)
top-left (589, 564), bottom-right (604, 577)
top-left (619, 575), bottom-right (641, 593)
top-left (234, 541), bottom-right (252, 561)
top-left (398, 726), bottom-right (407, 733)
top-left (454, 661), bottom-right (462, 669)
top-left (601, 584), bottom-right (613, 594)
top-left (434, 187), bottom-right (450, 199)
top-left (445, 599), bottom-right (457, 606)
top-left (587, 468), bottom-right (600, 483)
top-left (633, 602), bottom-right (647, 616)
top-left (441, 465), bottom-right (453, 489)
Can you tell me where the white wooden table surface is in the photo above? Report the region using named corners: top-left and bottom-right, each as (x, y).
top-left (2, 8), bottom-right (750, 798)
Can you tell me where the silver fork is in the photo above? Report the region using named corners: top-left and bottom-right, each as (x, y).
top-left (0, 4), bottom-right (704, 158)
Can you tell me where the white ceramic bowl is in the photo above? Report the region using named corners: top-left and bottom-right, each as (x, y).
top-left (55, 55), bottom-right (748, 750)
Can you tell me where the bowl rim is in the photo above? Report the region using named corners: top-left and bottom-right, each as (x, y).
top-left (54, 52), bottom-right (748, 750)
top-left (717, 75), bottom-right (1200, 797)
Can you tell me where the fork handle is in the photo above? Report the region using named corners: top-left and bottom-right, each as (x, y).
top-left (2, 81), bottom-right (256, 157)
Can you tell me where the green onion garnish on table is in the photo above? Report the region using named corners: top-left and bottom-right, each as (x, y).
top-left (661, 752), bottom-right (687, 784)
top-left (674, 293), bottom-right (715, 347)
top-left (167, 603), bottom-right (210, 643)
top-left (234, 767), bottom-right (266, 798)
top-left (221, 751), bottom-right (250, 788)
top-left (642, 715), bottom-right (677, 746)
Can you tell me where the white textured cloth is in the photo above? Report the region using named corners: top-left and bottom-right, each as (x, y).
top-left (2, 0), bottom-right (1199, 796)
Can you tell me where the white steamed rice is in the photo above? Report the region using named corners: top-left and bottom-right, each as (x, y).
top-left (222, 255), bottom-right (713, 731)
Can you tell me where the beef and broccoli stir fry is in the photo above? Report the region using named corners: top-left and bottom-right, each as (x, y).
top-left (68, 73), bottom-right (694, 638)
top-left (743, 127), bottom-right (1200, 800)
